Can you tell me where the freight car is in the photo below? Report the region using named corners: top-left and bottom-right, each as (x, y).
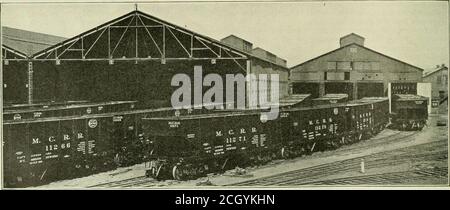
top-left (3, 101), bottom-right (137, 121)
top-left (279, 97), bottom-right (389, 159)
top-left (3, 110), bottom-right (149, 187)
top-left (358, 97), bottom-right (390, 135)
top-left (142, 98), bottom-right (390, 180)
top-left (391, 94), bottom-right (429, 130)
top-left (2, 103), bottom-right (232, 187)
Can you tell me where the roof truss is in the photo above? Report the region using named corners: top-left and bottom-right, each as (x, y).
top-left (32, 10), bottom-right (248, 69)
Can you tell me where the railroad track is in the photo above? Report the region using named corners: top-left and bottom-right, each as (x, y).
top-left (87, 131), bottom-right (446, 188)
top-left (220, 130), bottom-right (414, 172)
top-left (88, 176), bottom-right (150, 188)
top-left (301, 167), bottom-right (448, 185)
top-left (230, 140), bottom-right (448, 186)
top-left (335, 130), bottom-right (418, 154)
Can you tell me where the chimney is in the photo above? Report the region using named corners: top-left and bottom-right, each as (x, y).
top-left (340, 33), bottom-right (365, 47)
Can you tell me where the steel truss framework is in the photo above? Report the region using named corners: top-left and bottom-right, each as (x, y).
top-left (31, 10), bottom-right (248, 71)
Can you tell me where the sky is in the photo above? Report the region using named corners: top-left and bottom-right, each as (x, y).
top-left (1, 1), bottom-right (448, 69)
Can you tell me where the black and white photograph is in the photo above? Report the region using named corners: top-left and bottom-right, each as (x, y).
top-left (0, 0), bottom-right (448, 191)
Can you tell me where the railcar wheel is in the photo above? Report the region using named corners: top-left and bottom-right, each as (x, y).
top-left (195, 165), bottom-right (206, 178)
top-left (340, 136), bottom-right (346, 145)
top-left (401, 123), bottom-right (407, 131)
top-left (345, 136), bottom-right (352, 144)
top-left (172, 165), bottom-right (184, 180)
top-left (145, 166), bottom-right (158, 178)
top-left (282, 147), bottom-right (294, 159)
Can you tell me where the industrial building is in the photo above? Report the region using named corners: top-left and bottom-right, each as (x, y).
top-left (2, 27), bottom-right (67, 104)
top-left (290, 33), bottom-right (424, 100)
top-left (220, 35), bottom-right (289, 105)
top-left (423, 64), bottom-right (448, 101)
top-left (2, 10), bottom-right (289, 108)
top-left (422, 64), bottom-right (448, 113)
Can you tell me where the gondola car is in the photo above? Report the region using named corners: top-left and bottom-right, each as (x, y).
top-left (2, 103), bottom-right (231, 187)
top-left (3, 109), bottom-right (149, 187)
top-left (391, 94), bottom-right (428, 130)
top-left (142, 111), bottom-right (282, 180)
top-left (142, 98), bottom-right (390, 180)
top-left (358, 97), bottom-right (390, 134)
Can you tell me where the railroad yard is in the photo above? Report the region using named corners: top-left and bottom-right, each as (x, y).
top-left (35, 113), bottom-right (448, 189)
top-left (3, 5), bottom-right (448, 190)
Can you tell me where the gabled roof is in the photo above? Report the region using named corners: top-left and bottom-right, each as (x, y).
top-left (31, 10), bottom-right (246, 65)
top-left (423, 65), bottom-right (448, 78)
top-left (340, 33), bottom-right (365, 41)
top-left (30, 10), bottom-right (288, 70)
top-left (2, 26), bottom-right (67, 56)
top-left (221, 34), bottom-right (253, 45)
top-left (221, 40), bottom-right (288, 70)
top-left (290, 43), bottom-right (423, 72)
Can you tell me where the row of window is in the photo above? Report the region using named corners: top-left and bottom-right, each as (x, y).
top-left (327, 61), bottom-right (380, 71)
top-left (392, 84), bottom-right (416, 90)
top-left (324, 72), bottom-right (350, 80)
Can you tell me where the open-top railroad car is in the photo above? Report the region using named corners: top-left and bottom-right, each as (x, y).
top-left (391, 94), bottom-right (429, 130)
top-left (2, 103), bottom-right (233, 187)
top-left (142, 97), bottom-right (390, 180)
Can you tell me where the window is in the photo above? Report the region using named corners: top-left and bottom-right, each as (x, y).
top-left (443, 75), bottom-right (448, 85)
top-left (344, 72), bottom-right (350, 80)
top-left (327, 62), bottom-right (336, 70)
top-left (337, 62), bottom-right (351, 70)
top-left (437, 76), bottom-right (441, 84)
top-left (353, 61), bottom-right (379, 70)
top-left (324, 72), bottom-right (328, 80)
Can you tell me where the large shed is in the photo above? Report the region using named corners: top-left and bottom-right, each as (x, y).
top-left (5, 10), bottom-right (289, 108)
top-left (290, 33), bottom-right (423, 100)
